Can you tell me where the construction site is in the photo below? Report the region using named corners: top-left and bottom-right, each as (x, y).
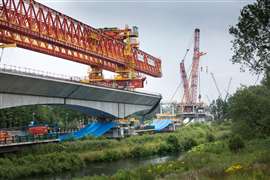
top-left (0, 0), bottom-right (267, 179)
top-left (0, 0), bottom-right (238, 146)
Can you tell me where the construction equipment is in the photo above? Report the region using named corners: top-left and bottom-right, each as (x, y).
top-left (28, 125), bottom-right (49, 136)
top-left (205, 94), bottom-right (211, 105)
top-left (0, 0), bottom-right (161, 89)
top-left (210, 72), bottom-right (222, 98)
top-left (210, 72), bottom-right (232, 101)
top-left (0, 43), bottom-right (16, 49)
top-left (180, 49), bottom-right (191, 105)
top-left (224, 77), bottom-right (232, 101)
top-left (0, 43), bottom-right (16, 62)
top-left (84, 25), bottom-right (145, 89)
top-left (179, 29), bottom-right (206, 114)
top-left (0, 130), bottom-right (9, 142)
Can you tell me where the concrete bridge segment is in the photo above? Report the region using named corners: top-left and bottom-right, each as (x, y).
top-left (0, 70), bottom-right (162, 118)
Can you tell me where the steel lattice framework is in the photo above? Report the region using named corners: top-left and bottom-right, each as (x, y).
top-left (0, 0), bottom-right (161, 77)
top-left (190, 29), bottom-right (201, 103)
top-left (180, 28), bottom-right (206, 105)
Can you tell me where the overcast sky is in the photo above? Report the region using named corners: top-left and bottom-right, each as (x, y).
top-left (1, 0), bottom-right (258, 103)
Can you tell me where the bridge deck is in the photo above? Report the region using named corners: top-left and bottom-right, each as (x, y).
top-left (0, 64), bottom-right (162, 118)
top-left (0, 64), bottom-right (161, 106)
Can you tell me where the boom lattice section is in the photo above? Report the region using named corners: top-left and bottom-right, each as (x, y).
top-left (179, 28), bottom-right (206, 113)
top-left (0, 0), bottom-right (161, 78)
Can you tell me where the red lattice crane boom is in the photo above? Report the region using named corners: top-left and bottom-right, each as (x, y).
top-left (0, 0), bottom-right (161, 89)
top-left (190, 29), bottom-right (206, 103)
top-left (180, 49), bottom-right (190, 104)
top-left (180, 29), bottom-right (206, 112)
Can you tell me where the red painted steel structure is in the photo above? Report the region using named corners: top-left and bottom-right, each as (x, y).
top-left (180, 29), bottom-right (205, 108)
top-left (180, 61), bottom-right (190, 103)
top-left (190, 29), bottom-right (202, 103)
top-left (0, 0), bottom-right (162, 78)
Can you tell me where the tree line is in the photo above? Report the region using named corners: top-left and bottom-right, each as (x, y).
top-left (0, 105), bottom-right (91, 129)
top-left (210, 0), bottom-right (270, 139)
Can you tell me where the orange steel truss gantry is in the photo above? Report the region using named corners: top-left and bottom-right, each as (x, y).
top-left (0, 0), bottom-right (162, 89)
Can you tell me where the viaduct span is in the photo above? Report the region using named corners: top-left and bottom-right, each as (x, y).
top-left (0, 65), bottom-right (162, 118)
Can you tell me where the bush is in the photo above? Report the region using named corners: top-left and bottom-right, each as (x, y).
top-left (131, 146), bottom-right (152, 158)
top-left (166, 135), bottom-right (181, 152)
top-left (0, 123), bottom-right (216, 179)
top-left (182, 138), bottom-right (198, 151)
top-left (206, 133), bottom-right (215, 142)
top-left (228, 135), bottom-right (245, 152)
top-left (101, 149), bottom-right (122, 161)
top-left (0, 152), bottom-right (84, 179)
top-left (228, 85), bottom-right (270, 139)
top-left (216, 132), bottom-right (231, 140)
top-left (190, 141), bottom-right (227, 154)
top-left (158, 142), bottom-right (171, 154)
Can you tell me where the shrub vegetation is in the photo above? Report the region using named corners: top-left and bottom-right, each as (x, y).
top-left (228, 135), bottom-right (245, 152)
top-left (0, 123), bottom-right (216, 179)
top-left (75, 138), bottom-right (270, 180)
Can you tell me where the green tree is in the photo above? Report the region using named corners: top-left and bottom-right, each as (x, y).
top-left (0, 105), bottom-right (90, 129)
top-left (228, 85), bottom-right (270, 138)
top-left (209, 98), bottom-right (228, 121)
top-left (262, 67), bottom-right (270, 88)
top-left (229, 0), bottom-right (270, 74)
top-left (228, 135), bottom-right (245, 152)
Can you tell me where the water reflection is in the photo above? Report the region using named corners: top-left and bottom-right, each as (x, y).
top-left (22, 153), bottom-right (182, 180)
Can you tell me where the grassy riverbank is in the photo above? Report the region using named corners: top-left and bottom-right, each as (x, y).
top-left (77, 136), bottom-right (270, 180)
top-left (0, 123), bottom-right (227, 179)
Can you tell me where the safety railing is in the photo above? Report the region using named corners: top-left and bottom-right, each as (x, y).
top-left (0, 63), bottom-right (162, 96)
top-left (0, 63), bottom-right (82, 82)
top-left (0, 133), bottom-right (60, 145)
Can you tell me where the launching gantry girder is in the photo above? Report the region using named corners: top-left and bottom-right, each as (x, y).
top-left (0, 0), bottom-right (162, 89)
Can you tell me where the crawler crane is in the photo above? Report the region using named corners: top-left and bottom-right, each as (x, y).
top-left (179, 29), bottom-right (206, 118)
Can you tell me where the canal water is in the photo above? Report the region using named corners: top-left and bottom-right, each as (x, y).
top-left (24, 153), bottom-right (183, 180)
